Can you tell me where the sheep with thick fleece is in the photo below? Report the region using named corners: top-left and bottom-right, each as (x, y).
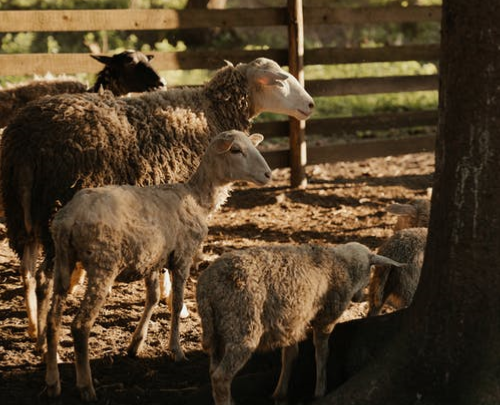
top-left (44, 130), bottom-right (272, 401)
top-left (0, 50), bottom-right (164, 128)
top-left (196, 242), bottom-right (402, 405)
top-left (367, 198), bottom-right (430, 316)
top-left (1, 57), bottom-right (314, 349)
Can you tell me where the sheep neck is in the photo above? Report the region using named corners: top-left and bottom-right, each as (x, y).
top-left (186, 157), bottom-right (231, 215)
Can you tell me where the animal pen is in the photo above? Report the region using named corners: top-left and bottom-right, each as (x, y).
top-left (0, 0), bottom-right (440, 187)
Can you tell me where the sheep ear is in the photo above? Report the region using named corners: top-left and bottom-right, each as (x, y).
top-left (370, 254), bottom-right (405, 268)
top-left (90, 54), bottom-right (112, 65)
top-left (387, 203), bottom-right (417, 217)
top-left (213, 137), bottom-right (234, 154)
top-left (254, 70), bottom-right (288, 85)
top-left (147, 54), bottom-right (154, 61)
top-left (249, 133), bottom-right (264, 146)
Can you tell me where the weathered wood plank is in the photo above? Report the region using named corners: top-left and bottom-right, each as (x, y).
top-left (307, 75), bottom-right (439, 97)
top-left (304, 5), bottom-right (442, 25)
top-left (0, 50), bottom-right (289, 76)
top-left (253, 110), bottom-right (438, 138)
top-left (0, 8), bottom-right (287, 33)
top-left (262, 134), bottom-right (436, 169)
top-left (305, 44), bottom-right (440, 65)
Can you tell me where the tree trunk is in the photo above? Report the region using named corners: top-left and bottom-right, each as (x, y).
top-left (311, 1), bottom-right (500, 404)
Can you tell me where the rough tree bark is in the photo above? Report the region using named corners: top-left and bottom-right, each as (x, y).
top-left (310, 1), bottom-right (500, 404)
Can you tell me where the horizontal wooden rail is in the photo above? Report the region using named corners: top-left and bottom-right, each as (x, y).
top-left (0, 8), bottom-right (287, 32)
top-left (307, 75), bottom-right (439, 97)
top-left (0, 49), bottom-right (289, 76)
top-left (0, 45), bottom-right (440, 76)
top-left (305, 44), bottom-right (440, 65)
top-left (262, 134), bottom-right (436, 169)
top-left (304, 5), bottom-right (441, 25)
top-left (253, 110), bottom-right (438, 138)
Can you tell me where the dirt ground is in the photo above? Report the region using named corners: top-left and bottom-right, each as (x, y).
top-left (0, 151), bottom-right (434, 405)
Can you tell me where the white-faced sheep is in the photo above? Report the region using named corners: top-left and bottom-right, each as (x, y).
top-left (195, 242), bottom-right (403, 405)
top-left (367, 198), bottom-right (431, 316)
top-left (44, 130), bottom-right (272, 401)
top-left (1, 57), bottom-right (314, 349)
top-left (0, 50), bottom-right (165, 128)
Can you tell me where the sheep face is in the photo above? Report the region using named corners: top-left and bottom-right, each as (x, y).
top-left (206, 130), bottom-right (272, 186)
top-left (242, 57), bottom-right (315, 120)
top-left (90, 50), bottom-right (165, 93)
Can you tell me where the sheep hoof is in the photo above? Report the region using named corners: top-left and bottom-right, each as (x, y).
top-left (170, 349), bottom-right (187, 362)
top-left (46, 382), bottom-right (61, 398)
top-left (180, 304), bottom-right (190, 319)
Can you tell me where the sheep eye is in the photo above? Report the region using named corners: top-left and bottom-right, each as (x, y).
top-left (230, 147), bottom-right (243, 155)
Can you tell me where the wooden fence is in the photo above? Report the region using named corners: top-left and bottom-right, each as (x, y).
top-left (0, 1), bottom-right (441, 186)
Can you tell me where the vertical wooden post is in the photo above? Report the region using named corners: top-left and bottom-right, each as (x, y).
top-left (287, 0), bottom-right (307, 188)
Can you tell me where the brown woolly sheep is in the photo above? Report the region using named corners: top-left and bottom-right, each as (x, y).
top-left (196, 242), bottom-right (402, 405)
top-left (45, 130), bottom-right (271, 401)
top-left (1, 56), bottom-right (314, 352)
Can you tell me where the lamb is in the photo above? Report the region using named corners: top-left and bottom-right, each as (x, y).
top-left (195, 242), bottom-right (403, 405)
top-left (0, 49), bottom-right (165, 128)
top-left (1, 56), bottom-right (314, 349)
top-left (367, 198), bottom-right (431, 316)
top-left (44, 130), bottom-right (272, 401)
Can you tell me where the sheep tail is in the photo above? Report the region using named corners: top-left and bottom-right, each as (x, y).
top-left (52, 227), bottom-right (74, 294)
top-left (18, 166), bottom-right (34, 235)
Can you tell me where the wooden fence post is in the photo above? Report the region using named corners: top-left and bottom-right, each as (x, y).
top-left (287, 0), bottom-right (307, 188)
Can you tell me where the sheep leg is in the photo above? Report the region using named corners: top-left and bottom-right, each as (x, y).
top-left (72, 273), bottom-right (115, 402)
top-left (127, 272), bottom-right (160, 357)
top-left (272, 343), bottom-right (299, 400)
top-left (20, 240), bottom-right (39, 340)
top-left (168, 268), bottom-right (188, 361)
top-left (313, 329), bottom-right (331, 398)
top-left (211, 343), bottom-right (253, 405)
top-left (160, 269), bottom-right (189, 319)
top-left (45, 288), bottom-right (69, 397)
top-left (68, 262), bottom-right (86, 294)
top-left (35, 257), bottom-right (54, 355)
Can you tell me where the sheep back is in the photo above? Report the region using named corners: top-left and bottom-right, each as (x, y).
top-left (0, 80), bottom-right (87, 128)
top-left (196, 245), bottom-right (352, 353)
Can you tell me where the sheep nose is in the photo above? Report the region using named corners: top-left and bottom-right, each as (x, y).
top-left (265, 171), bottom-right (272, 180)
top-left (309, 100), bottom-right (315, 109)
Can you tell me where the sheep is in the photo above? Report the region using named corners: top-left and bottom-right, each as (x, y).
top-left (0, 50), bottom-right (165, 128)
top-left (387, 198), bottom-right (430, 231)
top-left (195, 242), bottom-right (403, 405)
top-left (1, 56), bottom-right (314, 349)
top-left (44, 130), bottom-right (272, 401)
top-left (367, 198), bottom-right (431, 316)
top-left (368, 227), bottom-right (428, 316)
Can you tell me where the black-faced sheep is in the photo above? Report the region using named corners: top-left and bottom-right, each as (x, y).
top-left (0, 50), bottom-right (165, 128)
top-left (1, 57), bottom-right (314, 350)
top-left (195, 242), bottom-right (402, 405)
top-left (367, 198), bottom-right (431, 316)
top-left (44, 130), bottom-right (272, 401)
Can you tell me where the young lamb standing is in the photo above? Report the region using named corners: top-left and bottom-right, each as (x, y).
top-left (196, 242), bottom-right (403, 405)
top-left (45, 130), bottom-right (272, 401)
top-left (1, 57), bottom-right (314, 350)
top-left (0, 49), bottom-right (165, 128)
top-left (367, 198), bottom-right (431, 316)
